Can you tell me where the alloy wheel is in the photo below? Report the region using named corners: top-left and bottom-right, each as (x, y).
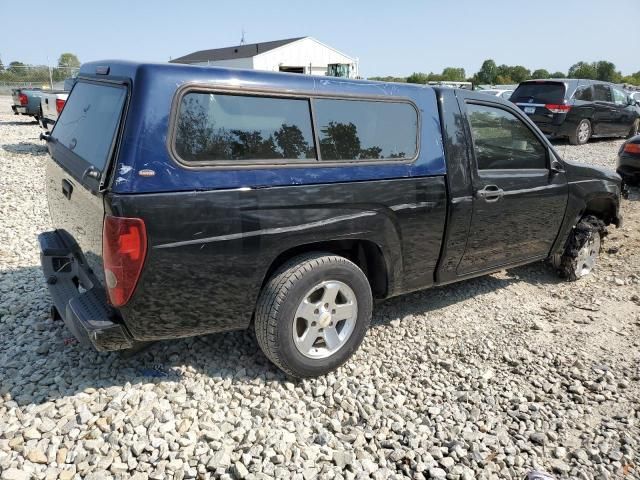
top-left (575, 233), bottom-right (600, 278)
top-left (292, 280), bottom-right (357, 359)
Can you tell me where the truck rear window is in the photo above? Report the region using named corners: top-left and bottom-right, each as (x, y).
top-left (511, 82), bottom-right (566, 104)
top-left (51, 82), bottom-right (127, 170)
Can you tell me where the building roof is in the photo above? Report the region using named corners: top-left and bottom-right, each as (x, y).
top-left (170, 37), bottom-right (306, 64)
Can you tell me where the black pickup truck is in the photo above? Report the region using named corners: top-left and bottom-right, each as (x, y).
top-left (39, 61), bottom-right (622, 377)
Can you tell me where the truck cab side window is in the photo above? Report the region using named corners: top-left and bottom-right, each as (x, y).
top-left (466, 103), bottom-right (547, 170)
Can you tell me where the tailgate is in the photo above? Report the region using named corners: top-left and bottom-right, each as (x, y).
top-left (45, 81), bottom-right (128, 287)
top-left (41, 92), bottom-right (68, 120)
top-left (41, 94), bottom-right (55, 118)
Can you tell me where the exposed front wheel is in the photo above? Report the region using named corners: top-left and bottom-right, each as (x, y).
top-left (552, 215), bottom-right (606, 281)
top-left (569, 119), bottom-right (591, 145)
top-left (254, 253), bottom-right (372, 378)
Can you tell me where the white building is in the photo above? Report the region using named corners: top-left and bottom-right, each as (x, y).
top-left (170, 37), bottom-right (359, 78)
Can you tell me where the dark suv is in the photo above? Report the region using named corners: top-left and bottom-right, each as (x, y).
top-left (511, 79), bottom-right (640, 145)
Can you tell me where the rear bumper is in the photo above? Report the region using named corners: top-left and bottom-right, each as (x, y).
top-left (11, 105), bottom-right (28, 115)
top-left (38, 230), bottom-right (134, 351)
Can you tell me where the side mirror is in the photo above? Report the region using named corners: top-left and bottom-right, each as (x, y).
top-left (550, 159), bottom-right (565, 174)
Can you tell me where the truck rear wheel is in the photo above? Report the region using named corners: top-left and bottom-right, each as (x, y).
top-left (569, 119), bottom-right (591, 145)
top-left (254, 253), bottom-right (372, 378)
top-left (552, 215), bottom-right (606, 281)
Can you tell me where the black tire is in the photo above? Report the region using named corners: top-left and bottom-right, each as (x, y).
top-left (569, 119), bottom-right (591, 145)
top-left (552, 215), bottom-right (606, 281)
top-left (254, 253), bottom-right (372, 378)
top-left (628, 119), bottom-right (640, 139)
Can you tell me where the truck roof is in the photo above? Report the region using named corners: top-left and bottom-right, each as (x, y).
top-left (79, 60), bottom-right (434, 98)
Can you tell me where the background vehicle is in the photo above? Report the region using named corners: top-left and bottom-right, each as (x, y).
top-left (39, 78), bottom-right (75, 130)
top-left (617, 134), bottom-right (640, 185)
top-left (511, 79), bottom-right (640, 145)
top-left (39, 61), bottom-right (622, 378)
top-left (11, 88), bottom-right (44, 121)
top-left (479, 88), bottom-right (514, 100)
top-left (627, 91), bottom-right (640, 107)
top-left (39, 91), bottom-right (68, 130)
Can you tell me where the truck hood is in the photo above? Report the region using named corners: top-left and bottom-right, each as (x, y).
top-left (562, 158), bottom-right (622, 184)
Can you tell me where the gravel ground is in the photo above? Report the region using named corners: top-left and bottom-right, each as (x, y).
top-left (0, 94), bottom-right (639, 480)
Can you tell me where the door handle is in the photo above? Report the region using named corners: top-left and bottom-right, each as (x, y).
top-left (476, 185), bottom-right (504, 202)
top-left (61, 179), bottom-right (73, 200)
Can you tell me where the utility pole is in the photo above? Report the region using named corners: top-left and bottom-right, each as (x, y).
top-left (46, 55), bottom-right (53, 89)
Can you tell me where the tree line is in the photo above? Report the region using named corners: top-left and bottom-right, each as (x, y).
top-left (0, 53), bottom-right (81, 82)
top-left (369, 59), bottom-right (640, 86)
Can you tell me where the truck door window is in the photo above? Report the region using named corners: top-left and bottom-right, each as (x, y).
top-left (466, 103), bottom-right (547, 170)
top-left (174, 92), bottom-right (316, 163)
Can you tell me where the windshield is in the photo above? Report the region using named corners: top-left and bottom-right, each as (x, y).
top-left (511, 82), bottom-right (566, 104)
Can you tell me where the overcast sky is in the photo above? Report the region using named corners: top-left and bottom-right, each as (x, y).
top-left (1, 0), bottom-right (638, 77)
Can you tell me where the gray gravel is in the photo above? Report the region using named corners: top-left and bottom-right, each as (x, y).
top-left (1, 95), bottom-right (639, 480)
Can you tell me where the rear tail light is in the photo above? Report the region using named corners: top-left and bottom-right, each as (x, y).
top-left (55, 98), bottom-right (65, 115)
top-left (18, 93), bottom-right (28, 106)
top-left (545, 104), bottom-right (571, 114)
top-left (623, 143), bottom-right (640, 154)
top-left (102, 215), bottom-right (147, 307)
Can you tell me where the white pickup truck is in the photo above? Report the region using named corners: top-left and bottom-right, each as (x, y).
top-left (39, 78), bottom-right (76, 130)
top-left (39, 91), bottom-right (68, 130)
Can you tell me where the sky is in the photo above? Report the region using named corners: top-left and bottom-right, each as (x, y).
top-left (1, 0), bottom-right (639, 78)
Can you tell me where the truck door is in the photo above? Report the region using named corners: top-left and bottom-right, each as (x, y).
top-left (456, 95), bottom-right (568, 275)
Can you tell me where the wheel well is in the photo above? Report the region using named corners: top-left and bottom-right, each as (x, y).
top-left (584, 197), bottom-right (618, 226)
top-left (262, 240), bottom-right (389, 298)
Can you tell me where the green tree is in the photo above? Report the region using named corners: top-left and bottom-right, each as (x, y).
top-left (495, 75), bottom-right (513, 85)
top-left (57, 53), bottom-right (80, 68)
top-left (595, 61), bottom-right (621, 82)
top-left (531, 69), bottom-right (550, 79)
top-left (509, 65), bottom-right (531, 83)
top-left (621, 71), bottom-right (640, 86)
top-left (568, 61), bottom-right (597, 79)
top-left (7, 61), bottom-right (25, 75)
top-left (475, 59), bottom-right (498, 84)
top-left (368, 76), bottom-right (406, 83)
top-left (550, 71), bottom-right (566, 78)
top-left (441, 67), bottom-right (466, 81)
top-left (406, 72), bottom-right (430, 84)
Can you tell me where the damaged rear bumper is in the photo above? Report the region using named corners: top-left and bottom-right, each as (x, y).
top-left (38, 230), bottom-right (134, 351)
